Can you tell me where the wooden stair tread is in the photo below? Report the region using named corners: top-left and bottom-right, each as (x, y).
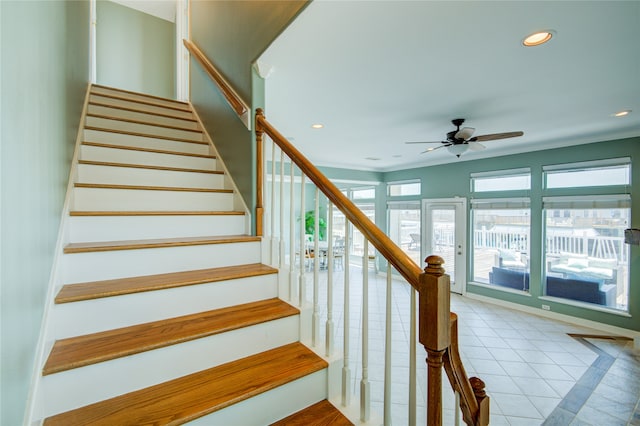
top-left (43, 342), bottom-right (327, 426)
top-left (69, 210), bottom-right (244, 216)
top-left (91, 83), bottom-right (189, 107)
top-left (84, 125), bottom-right (207, 145)
top-left (86, 113), bottom-right (203, 133)
top-left (56, 263), bottom-right (276, 303)
top-left (78, 160), bottom-right (222, 174)
top-left (270, 400), bottom-right (354, 426)
top-left (89, 100), bottom-right (198, 122)
top-left (82, 141), bottom-right (215, 158)
top-left (43, 298), bottom-right (297, 375)
top-left (64, 235), bottom-right (260, 254)
top-left (74, 183), bottom-right (233, 193)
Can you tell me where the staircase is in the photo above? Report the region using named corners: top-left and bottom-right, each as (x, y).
top-left (31, 85), bottom-right (351, 425)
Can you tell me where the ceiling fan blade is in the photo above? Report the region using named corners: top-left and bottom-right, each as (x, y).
top-left (420, 144), bottom-right (448, 154)
top-left (405, 141), bottom-right (444, 144)
top-left (469, 131), bottom-right (524, 142)
top-left (467, 141), bottom-right (486, 151)
top-left (455, 127), bottom-right (475, 140)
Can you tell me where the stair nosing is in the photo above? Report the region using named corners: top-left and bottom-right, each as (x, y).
top-left (77, 160), bottom-right (223, 175)
top-left (43, 343), bottom-right (327, 426)
top-left (43, 298), bottom-right (297, 375)
top-left (56, 263), bottom-right (275, 303)
top-left (84, 125), bottom-right (207, 145)
top-left (63, 235), bottom-right (260, 254)
top-left (86, 113), bottom-right (203, 134)
top-left (89, 92), bottom-right (192, 113)
top-left (74, 183), bottom-right (232, 193)
top-left (91, 84), bottom-right (191, 108)
top-left (89, 101), bottom-right (198, 122)
top-left (82, 141), bottom-right (216, 159)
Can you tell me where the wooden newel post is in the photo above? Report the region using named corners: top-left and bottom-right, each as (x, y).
top-left (255, 108), bottom-right (264, 237)
top-left (419, 255), bottom-right (451, 426)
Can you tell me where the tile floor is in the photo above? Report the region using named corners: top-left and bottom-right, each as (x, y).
top-left (301, 265), bottom-right (640, 425)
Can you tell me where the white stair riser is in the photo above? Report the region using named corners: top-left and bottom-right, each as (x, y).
top-left (80, 145), bottom-right (216, 170)
top-left (90, 94), bottom-right (194, 119)
top-left (76, 164), bottom-right (225, 190)
top-left (188, 370), bottom-right (327, 426)
top-left (86, 116), bottom-right (204, 142)
top-left (52, 274), bottom-right (278, 338)
top-left (88, 104), bottom-right (200, 130)
top-left (68, 215), bottom-right (246, 242)
top-left (91, 87), bottom-right (190, 111)
top-left (72, 187), bottom-right (234, 211)
top-left (83, 129), bottom-right (209, 156)
top-left (62, 241), bottom-right (261, 283)
top-left (40, 316), bottom-right (299, 418)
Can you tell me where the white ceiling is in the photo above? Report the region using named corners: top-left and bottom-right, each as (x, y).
top-left (259, 1), bottom-right (640, 172)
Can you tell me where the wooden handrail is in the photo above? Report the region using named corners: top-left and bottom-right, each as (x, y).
top-left (183, 39), bottom-right (249, 119)
top-left (444, 313), bottom-right (489, 425)
top-left (255, 109), bottom-right (422, 289)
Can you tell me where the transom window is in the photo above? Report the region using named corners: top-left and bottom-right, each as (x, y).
top-left (471, 168), bottom-right (531, 192)
top-left (544, 158), bottom-right (630, 189)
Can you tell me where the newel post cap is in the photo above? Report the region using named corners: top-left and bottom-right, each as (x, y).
top-left (424, 255), bottom-right (445, 276)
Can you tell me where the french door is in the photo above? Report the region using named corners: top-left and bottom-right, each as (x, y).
top-left (422, 198), bottom-right (467, 294)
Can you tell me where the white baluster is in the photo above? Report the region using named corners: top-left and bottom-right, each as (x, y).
top-left (299, 174), bottom-right (306, 307)
top-left (279, 150), bottom-right (285, 270)
top-left (342, 221), bottom-right (351, 407)
top-left (289, 162), bottom-right (296, 302)
top-left (455, 391), bottom-right (461, 426)
top-left (384, 262), bottom-right (393, 426)
top-left (409, 287), bottom-right (417, 426)
top-left (361, 239), bottom-right (370, 422)
top-left (270, 140), bottom-right (276, 265)
top-left (312, 188), bottom-right (320, 347)
top-left (326, 202), bottom-right (334, 357)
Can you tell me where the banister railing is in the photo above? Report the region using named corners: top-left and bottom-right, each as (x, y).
top-left (184, 41), bottom-right (488, 424)
top-left (256, 109), bottom-right (490, 426)
top-left (183, 39), bottom-right (251, 129)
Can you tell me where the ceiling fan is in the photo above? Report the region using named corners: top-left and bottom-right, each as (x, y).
top-left (406, 118), bottom-right (524, 157)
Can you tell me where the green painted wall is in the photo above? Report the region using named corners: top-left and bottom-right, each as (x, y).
top-left (97, 0), bottom-right (175, 98)
top-left (189, 0), bottom-right (308, 232)
top-left (383, 137), bottom-right (640, 332)
top-left (0, 1), bottom-right (89, 424)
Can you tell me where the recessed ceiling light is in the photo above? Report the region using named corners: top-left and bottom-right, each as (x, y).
top-left (523, 30), bottom-right (554, 47)
top-left (311, 124), bottom-right (324, 129)
top-left (613, 110), bottom-right (632, 117)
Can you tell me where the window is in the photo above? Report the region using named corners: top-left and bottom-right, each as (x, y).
top-left (545, 158), bottom-right (630, 189)
top-left (351, 203), bottom-right (375, 261)
top-left (471, 168), bottom-right (530, 192)
top-left (352, 187), bottom-right (375, 199)
top-left (388, 181), bottom-right (420, 197)
top-left (388, 202), bottom-right (421, 266)
top-left (471, 198), bottom-right (531, 292)
top-left (543, 195), bottom-right (630, 310)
